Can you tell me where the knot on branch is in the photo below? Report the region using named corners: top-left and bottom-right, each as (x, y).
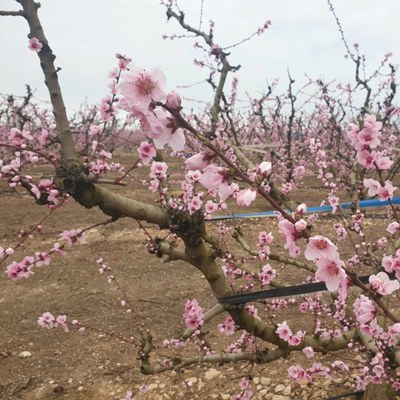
top-left (169, 209), bottom-right (205, 247)
top-left (55, 162), bottom-right (85, 194)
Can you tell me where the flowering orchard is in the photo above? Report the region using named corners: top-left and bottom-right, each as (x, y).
top-left (1, 0), bottom-right (400, 399)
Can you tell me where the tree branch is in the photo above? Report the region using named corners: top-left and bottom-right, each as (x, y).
top-left (16, 0), bottom-right (79, 167)
top-left (0, 10), bottom-right (24, 16)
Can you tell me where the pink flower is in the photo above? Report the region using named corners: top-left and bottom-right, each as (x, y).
top-left (166, 90), bottom-right (182, 110)
top-left (185, 151), bottom-right (215, 171)
top-left (236, 188), bottom-right (257, 207)
top-left (138, 141), bottom-right (156, 165)
top-left (278, 219), bottom-right (300, 258)
top-left (257, 161), bottom-right (272, 176)
top-left (117, 66), bottom-right (166, 108)
top-left (387, 222), bottom-right (400, 235)
top-left (147, 109), bottom-right (185, 151)
top-left (288, 365), bottom-right (311, 384)
top-left (183, 299), bottom-right (204, 330)
top-left (60, 229), bottom-right (84, 247)
top-left (354, 295), bottom-right (376, 324)
top-left (259, 264), bottom-right (276, 285)
top-left (315, 258), bottom-right (346, 292)
top-left (304, 235), bottom-right (339, 261)
top-left (38, 312), bottom-right (55, 329)
top-left (199, 165), bottom-right (227, 190)
top-left (375, 154), bottom-right (393, 171)
top-left (218, 316), bottom-right (235, 335)
top-left (356, 149), bottom-right (377, 169)
top-left (302, 347), bottom-right (315, 358)
top-left (294, 219), bottom-right (307, 232)
top-left (150, 161), bottom-right (168, 179)
top-left (204, 200), bottom-right (218, 214)
top-left (296, 203), bottom-right (307, 215)
top-left (357, 127), bottom-right (381, 148)
top-left (363, 178), bottom-right (381, 197)
top-left (276, 321), bottom-right (292, 341)
top-left (28, 37), bottom-right (43, 52)
top-left (328, 196), bottom-right (339, 213)
top-left (363, 115), bottom-right (382, 134)
top-left (288, 331), bottom-right (305, 346)
top-left (369, 272), bottom-right (399, 295)
top-left (378, 181), bottom-right (397, 201)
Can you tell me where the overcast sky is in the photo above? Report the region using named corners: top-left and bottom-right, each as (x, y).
top-left (1, 0), bottom-right (399, 114)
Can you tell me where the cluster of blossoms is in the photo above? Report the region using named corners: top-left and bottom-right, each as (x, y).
top-left (382, 250), bottom-right (400, 280)
top-left (183, 299), bottom-right (204, 330)
top-left (218, 315), bottom-right (235, 336)
top-left (5, 229), bottom-right (85, 281)
top-left (276, 321), bottom-right (305, 345)
top-left (116, 62), bottom-right (185, 166)
top-left (347, 115), bottom-right (393, 171)
top-left (230, 378), bottom-right (252, 400)
top-left (38, 312), bottom-right (69, 332)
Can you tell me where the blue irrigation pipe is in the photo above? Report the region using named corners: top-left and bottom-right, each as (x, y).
top-left (210, 196), bottom-right (400, 221)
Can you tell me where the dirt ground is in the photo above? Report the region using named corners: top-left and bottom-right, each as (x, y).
top-left (0, 156), bottom-right (398, 400)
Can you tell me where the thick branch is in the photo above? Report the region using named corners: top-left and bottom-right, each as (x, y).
top-left (17, 0), bottom-right (79, 166)
top-left (73, 183), bottom-right (169, 225)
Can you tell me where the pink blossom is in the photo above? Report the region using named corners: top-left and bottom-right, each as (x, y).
top-left (287, 365), bottom-right (311, 384)
top-left (137, 141), bottom-right (156, 165)
top-left (166, 90), bottom-right (182, 110)
top-left (387, 222), bottom-right (400, 234)
top-left (363, 115), bottom-right (382, 134)
top-left (60, 229), bottom-right (84, 247)
top-left (378, 181), bottom-right (397, 201)
top-left (259, 264), bottom-right (277, 285)
top-left (296, 203), bottom-right (307, 215)
top-left (315, 258), bottom-right (346, 292)
top-left (357, 127), bottom-right (381, 148)
top-left (328, 196), bottom-right (339, 213)
top-left (28, 37), bottom-right (43, 52)
top-left (375, 154), bottom-right (393, 170)
top-left (304, 235), bottom-right (339, 261)
top-left (38, 312), bottom-right (55, 329)
top-left (199, 165), bottom-right (227, 190)
top-left (0, 246), bottom-right (14, 258)
top-left (117, 66), bottom-right (166, 108)
top-left (205, 200), bottom-right (218, 214)
top-left (236, 188), bottom-right (257, 207)
top-left (356, 149), bottom-right (377, 169)
top-left (302, 347), bottom-right (315, 358)
top-left (278, 219), bottom-right (300, 257)
top-left (150, 161), bottom-right (168, 179)
top-left (257, 161), bottom-right (272, 176)
top-left (363, 178), bottom-right (381, 197)
top-left (294, 219), bottom-right (307, 232)
top-left (146, 108), bottom-right (185, 151)
top-left (288, 331), bottom-right (305, 346)
top-left (183, 299), bottom-right (204, 330)
top-left (276, 321), bottom-right (292, 341)
top-left (354, 295), bottom-right (376, 324)
top-left (185, 151), bottom-right (215, 171)
top-left (218, 316), bottom-right (235, 335)
top-left (369, 272), bottom-right (399, 295)
top-left (6, 260), bottom-right (33, 280)
top-left (187, 194), bottom-right (203, 214)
